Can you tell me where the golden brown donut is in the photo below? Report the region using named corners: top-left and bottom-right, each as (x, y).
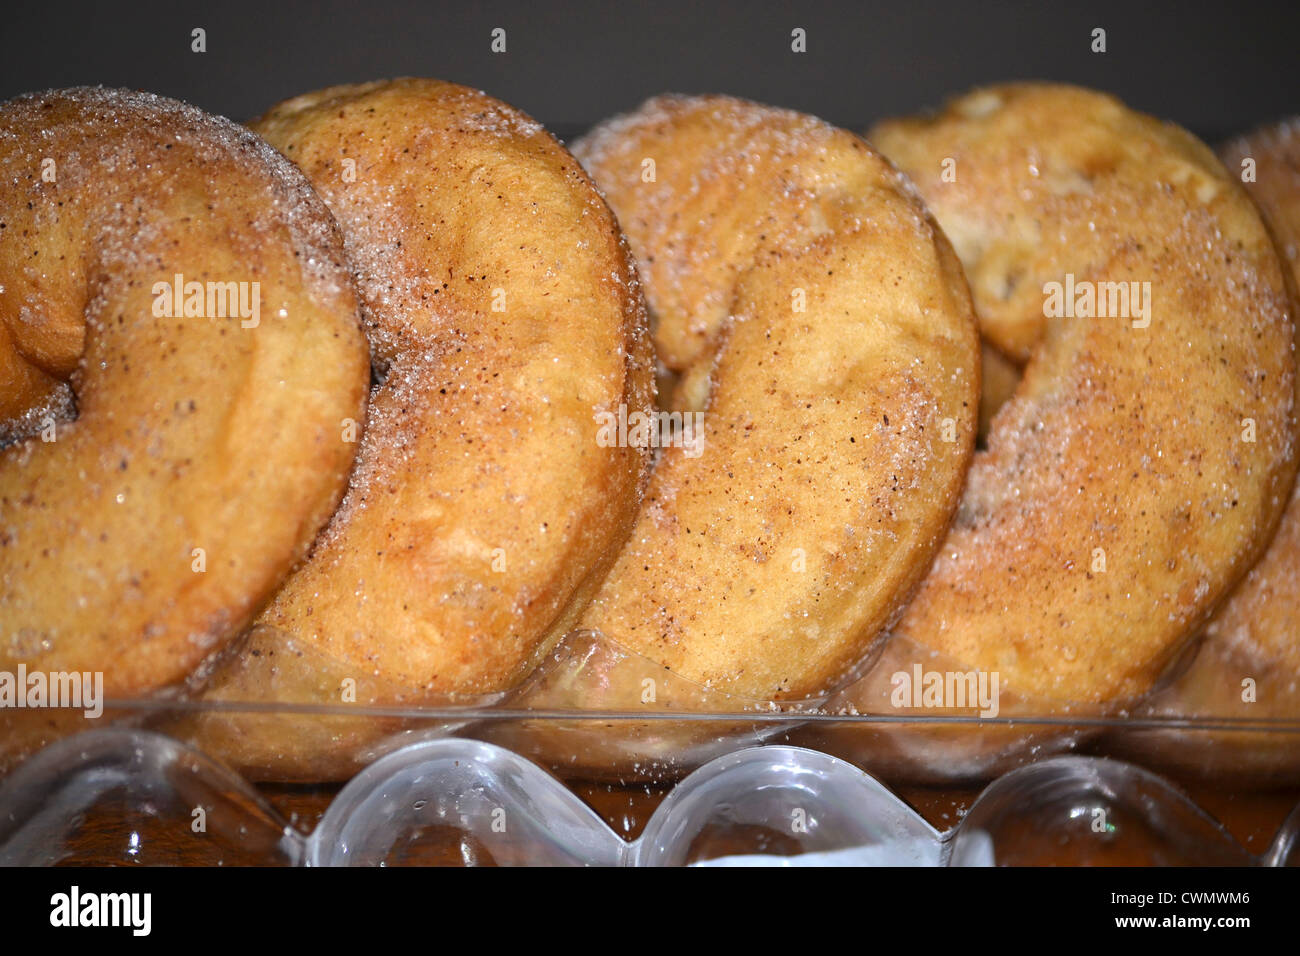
top-left (0, 87), bottom-right (369, 770)
top-left (174, 79), bottom-right (654, 780)
top-left (1111, 120), bottom-right (1300, 781)
top-left (565, 95), bottom-right (980, 700)
top-left (820, 85), bottom-right (1298, 777)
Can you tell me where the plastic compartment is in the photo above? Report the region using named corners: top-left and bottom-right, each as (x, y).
top-left (11, 627), bottom-right (1296, 786)
top-left (3, 626), bottom-right (1299, 865)
top-left (3, 728), bottom-right (1297, 866)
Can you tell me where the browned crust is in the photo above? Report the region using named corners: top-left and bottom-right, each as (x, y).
top-left (863, 83), bottom-right (1298, 705)
top-left (571, 94), bottom-right (981, 700)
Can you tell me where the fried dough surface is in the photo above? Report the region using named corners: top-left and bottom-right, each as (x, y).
top-left (1203, 120), bottom-right (1300, 693)
top-left (180, 79), bottom-right (654, 778)
top-left (571, 95), bottom-right (980, 700)
top-left (1111, 120), bottom-right (1300, 780)
top-left (0, 88), bottom-right (369, 766)
top-left (0, 87), bottom-right (367, 688)
top-left (860, 84), bottom-right (1298, 705)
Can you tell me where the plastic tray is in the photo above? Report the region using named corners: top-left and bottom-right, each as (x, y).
top-left (2, 626), bottom-right (1299, 866)
top-left (3, 728), bottom-right (1298, 866)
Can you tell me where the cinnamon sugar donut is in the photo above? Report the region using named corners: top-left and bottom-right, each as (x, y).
top-left (177, 79), bottom-right (654, 780)
top-left (824, 86), bottom-right (1297, 770)
top-left (1113, 120), bottom-right (1300, 780)
top-left (565, 94), bottom-right (979, 701)
top-left (0, 88), bottom-right (369, 768)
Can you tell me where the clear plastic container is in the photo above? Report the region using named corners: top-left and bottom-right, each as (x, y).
top-left (2, 628), bottom-right (1298, 866)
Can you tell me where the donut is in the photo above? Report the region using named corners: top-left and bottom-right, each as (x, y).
top-left (819, 84), bottom-right (1298, 776)
top-left (1112, 120), bottom-right (1300, 781)
top-left (558, 95), bottom-right (979, 701)
top-left (173, 79), bottom-right (654, 780)
top-left (0, 88), bottom-right (369, 769)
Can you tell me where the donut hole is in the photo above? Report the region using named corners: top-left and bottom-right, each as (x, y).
top-left (976, 341), bottom-right (1022, 450)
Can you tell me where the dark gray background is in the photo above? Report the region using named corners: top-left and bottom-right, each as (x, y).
top-left (1, 1), bottom-right (1295, 142)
